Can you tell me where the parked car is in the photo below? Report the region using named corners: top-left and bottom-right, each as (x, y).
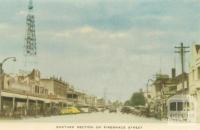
top-left (134, 105), bottom-right (147, 116)
top-left (60, 107), bottom-right (80, 114)
top-left (100, 108), bottom-right (106, 112)
top-left (78, 107), bottom-right (90, 113)
top-left (120, 106), bottom-right (132, 114)
top-left (109, 107), bottom-right (117, 113)
top-left (89, 107), bottom-right (99, 112)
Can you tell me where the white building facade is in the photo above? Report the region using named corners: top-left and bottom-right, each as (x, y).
top-left (189, 44), bottom-right (200, 122)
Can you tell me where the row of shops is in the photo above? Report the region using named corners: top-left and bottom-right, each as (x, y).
top-left (0, 69), bottom-right (105, 118)
top-left (0, 91), bottom-right (68, 117)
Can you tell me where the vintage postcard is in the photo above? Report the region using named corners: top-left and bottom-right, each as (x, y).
top-left (1, 0), bottom-right (200, 130)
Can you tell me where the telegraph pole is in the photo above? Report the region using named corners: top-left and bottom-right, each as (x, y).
top-left (175, 43), bottom-right (190, 92)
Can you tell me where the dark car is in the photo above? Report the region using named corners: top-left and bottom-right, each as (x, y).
top-left (120, 106), bottom-right (132, 114)
top-left (134, 105), bottom-right (147, 116)
top-left (89, 107), bottom-right (99, 112)
top-left (109, 107), bottom-right (117, 113)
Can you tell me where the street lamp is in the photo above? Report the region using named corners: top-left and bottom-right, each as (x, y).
top-left (0, 57), bottom-right (16, 74)
top-left (0, 57), bottom-right (16, 114)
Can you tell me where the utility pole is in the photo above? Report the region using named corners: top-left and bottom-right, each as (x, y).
top-left (175, 42), bottom-right (190, 93)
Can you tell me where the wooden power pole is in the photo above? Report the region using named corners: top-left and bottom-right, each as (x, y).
top-left (175, 43), bottom-right (190, 92)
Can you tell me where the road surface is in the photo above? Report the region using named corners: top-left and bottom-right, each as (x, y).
top-left (1, 111), bottom-right (165, 123)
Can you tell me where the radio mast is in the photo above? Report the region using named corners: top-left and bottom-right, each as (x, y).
top-left (24, 0), bottom-right (37, 68)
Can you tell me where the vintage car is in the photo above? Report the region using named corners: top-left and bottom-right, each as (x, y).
top-left (60, 107), bottom-right (80, 114)
top-left (109, 107), bottom-right (117, 113)
top-left (120, 106), bottom-right (133, 114)
top-left (134, 105), bottom-right (147, 116)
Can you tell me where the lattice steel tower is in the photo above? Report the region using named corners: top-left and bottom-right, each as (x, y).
top-left (24, 0), bottom-right (37, 56)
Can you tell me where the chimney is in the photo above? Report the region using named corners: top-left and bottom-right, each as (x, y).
top-left (139, 88), bottom-right (143, 93)
top-left (172, 68), bottom-right (176, 78)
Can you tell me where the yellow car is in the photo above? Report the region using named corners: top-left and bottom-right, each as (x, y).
top-left (60, 107), bottom-right (80, 114)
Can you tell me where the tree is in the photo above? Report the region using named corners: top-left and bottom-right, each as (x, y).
top-left (125, 92), bottom-right (145, 106)
top-left (124, 100), bottom-right (130, 106)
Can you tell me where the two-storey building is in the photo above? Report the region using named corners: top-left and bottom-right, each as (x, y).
top-left (189, 44), bottom-right (200, 122)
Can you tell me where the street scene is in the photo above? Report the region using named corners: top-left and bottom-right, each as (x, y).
top-left (1, 0), bottom-right (200, 124)
top-left (1, 110), bottom-right (164, 123)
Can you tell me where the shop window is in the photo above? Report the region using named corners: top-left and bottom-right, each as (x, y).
top-left (198, 67), bottom-right (200, 80)
top-left (193, 69), bottom-right (195, 80)
top-left (7, 81), bottom-right (10, 86)
top-left (35, 86), bottom-right (39, 93)
top-left (45, 89), bottom-right (48, 95)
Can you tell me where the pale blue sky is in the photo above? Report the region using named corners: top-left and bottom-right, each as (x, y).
top-left (0, 0), bottom-right (200, 101)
